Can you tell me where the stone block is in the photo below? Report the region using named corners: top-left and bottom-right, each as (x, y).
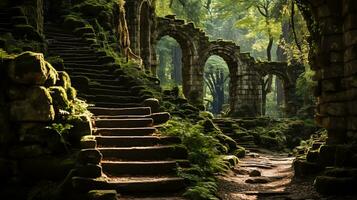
top-left (77, 164), bottom-right (102, 178)
top-left (10, 86), bottom-right (55, 122)
top-left (8, 52), bottom-right (49, 85)
top-left (88, 190), bottom-right (117, 200)
top-left (319, 145), bottom-right (337, 166)
top-left (77, 149), bottom-right (103, 165)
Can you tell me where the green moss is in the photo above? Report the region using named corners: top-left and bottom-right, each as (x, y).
top-left (48, 86), bottom-right (71, 110)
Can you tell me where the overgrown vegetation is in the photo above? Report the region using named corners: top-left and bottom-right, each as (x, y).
top-left (161, 117), bottom-right (240, 199)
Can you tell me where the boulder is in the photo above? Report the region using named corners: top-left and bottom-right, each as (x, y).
top-left (57, 71), bottom-right (71, 89)
top-left (48, 86), bottom-right (70, 110)
top-left (249, 169), bottom-right (261, 177)
top-left (77, 164), bottom-right (102, 178)
top-left (143, 98), bottom-right (160, 113)
top-left (44, 61), bottom-right (59, 87)
top-left (8, 52), bottom-right (54, 85)
top-left (10, 86), bottom-right (55, 122)
top-left (77, 149), bottom-right (102, 165)
top-left (151, 112), bottom-right (170, 125)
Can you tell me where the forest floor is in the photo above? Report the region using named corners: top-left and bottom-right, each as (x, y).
top-left (217, 148), bottom-right (357, 200)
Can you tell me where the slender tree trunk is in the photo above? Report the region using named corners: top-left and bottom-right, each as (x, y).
top-left (171, 45), bottom-right (182, 84)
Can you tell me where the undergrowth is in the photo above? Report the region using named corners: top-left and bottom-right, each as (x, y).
top-left (161, 118), bottom-right (231, 200)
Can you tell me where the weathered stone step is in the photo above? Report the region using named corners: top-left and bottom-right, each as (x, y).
top-left (0, 27), bottom-right (10, 33)
top-left (95, 118), bottom-right (153, 128)
top-left (86, 88), bottom-right (132, 96)
top-left (98, 146), bottom-right (188, 160)
top-left (80, 94), bottom-right (142, 104)
top-left (95, 113), bottom-right (171, 126)
top-left (72, 176), bottom-right (186, 194)
top-left (70, 72), bottom-right (116, 80)
top-left (51, 49), bottom-right (95, 54)
top-left (50, 40), bottom-right (89, 45)
top-left (49, 52), bottom-right (95, 57)
top-left (89, 107), bottom-right (151, 116)
top-left (62, 57), bottom-right (99, 63)
top-left (65, 68), bottom-right (109, 74)
top-left (0, 22), bottom-right (11, 28)
top-left (102, 160), bottom-right (186, 176)
top-left (46, 36), bottom-right (83, 42)
top-left (64, 63), bottom-right (105, 69)
top-left (95, 127), bottom-right (156, 136)
top-left (45, 31), bottom-right (74, 38)
top-left (91, 102), bottom-right (142, 108)
top-left (89, 84), bottom-right (131, 91)
top-left (90, 78), bottom-right (126, 86)
top-left (96, 136), bottom-right (181, 147)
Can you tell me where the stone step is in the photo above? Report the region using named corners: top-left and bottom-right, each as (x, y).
top-left (89, 107), bottom-right (151, 116)
top-left (62, 57), bottom-right (99, 63)
top-left (98, 146), bottom-right (188, 161)
top-left (102, 160), bottom-right (186, 176)
top-left (95, 113), bottom-right (170, 126)
top-left (45, 31), bottom-right (75, 38)
top-left (0, 27), bottom-right (10, 33)
top-left (50, 40), bottom-right (89, 46)
top-left (65, 68), bottom-right (109, 74)
top-left (95, 127), bottom-right (157, 136)
top-left (89, 84), bottom-right (130, 91)
top-left (80, 94), bottom-right (142, 104)
top-left (91, 102), bottom-right (142, 108)
top-left (46, 36), bottom-right (83, 42)
top-left (95, 118), bottom-right (153, 128)
top-left (86, 88), bottom-right (132, 96)
top-left (51, 49), bottom-right (95, 55)
top-left (0, 22), bottom-right (11, 28)
top-left (70, 72), bottom-right (116, 80)
top-left (72, 176), bottom-right (186, 194)
top-left (90, 78), bottom-right (126, 86)
top-left (48, 52), bottom-right (94, 57)
top-left (64, 63), bottom-right (105, 69)
top-left (96, 136), bottom-right (181, 147)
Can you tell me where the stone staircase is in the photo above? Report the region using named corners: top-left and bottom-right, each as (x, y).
top-left (213, 118), bottom-right (258, 149)
top-left (0, 9), bottom-right (12, 34)
top-left (45, 25), bottom-right (188, 197)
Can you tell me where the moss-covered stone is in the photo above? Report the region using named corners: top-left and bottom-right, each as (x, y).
top-left (63, 15), bottom-right (87, 30)
top-left (48, 86), bottom-right (70, 110)
top-left (44, 61), bottom-right (59, 87)
top-left (8, 51), bottom-right (47, 85)
top-left (11, 16), bottom-right (28, 25)
top-left (66, 86), bottom-right (77, 101)
top-left (57, 71), bottom-right (71, 89)
top-left (74, 26), bottom-right (95, 37)
top-left (47, 56), bottom-right (65, 71)
top-left (13, 24), bottom-right (43, 41)
top-left (10, 86), bottom-right (55, 122)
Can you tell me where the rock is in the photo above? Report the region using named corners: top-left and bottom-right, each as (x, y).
top-left (88, 190), bottom-right (117, 200)
top-left (249, 169), bottom-right (261, 177)
top-left (97, 56), bottom-right (115, 65)
top-left (245, 177), bottom-right (270, 184)
top-left (68, 115), bottom-right (93, 145)
top-left (223, 155), bottom-right (239, 168)
top-left (293, 159), bottom-right (324, 176)
top-left (234, 147), bottom-right (246, 158)
top-left (44, 61), bottom-right (59, 87)
top-left (9, 145), bottom-right (45, 158)
top-left (10, 86), bottom-right (55, 122)
top-left (57, 71), bottom-right (71, 89)
top-left (151, 112), bottom-right (170, 125)
top-left (77, 164), bottom-right (102, 178)
top-left (77, 149), bottom-right (102, 165)
top-left (72, 177), bottom-right (108, 192)
top-left (48, 86), bottom-right (70, 110)
top-left (143, 98), bottom-right (160, 113)
top-left (8, 52), bottom-right (51, 85)
top-left (306, 150), bottom-right (319, 163)
top-left (66, 86), bottom-right (77, 101)
top-left (71, 76), bottom-right (90, 93)
top-left (13, 25), bottom-right (43, 41)
top-left (318, 145), bottom-right (336, 166)
top-left (314, 176), bottom-right (357, 195)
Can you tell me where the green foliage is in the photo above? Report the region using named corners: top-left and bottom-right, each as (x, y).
top-left (161, 118), bottom-right (230, 199)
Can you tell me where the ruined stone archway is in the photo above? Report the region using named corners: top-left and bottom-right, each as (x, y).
top-left (155, 16), bottom-right (201, 102)
top-left (198, 41), bottom-right (262, 116)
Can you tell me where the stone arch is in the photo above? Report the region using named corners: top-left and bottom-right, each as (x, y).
top-left (253, 62), bottom-right (298, 116)
top-left (155, 16), bottom-right (201, 102)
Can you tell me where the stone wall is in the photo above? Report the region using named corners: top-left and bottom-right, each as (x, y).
top-left (0, 51), bottom-right (91, 198)
top-left (293, 0), bottom-right (357, 194)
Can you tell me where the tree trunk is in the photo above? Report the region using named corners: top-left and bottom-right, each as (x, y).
top-left (158, 50), bottom-right (167, 84)
top-left (171, 45), bottom-right (182, 84)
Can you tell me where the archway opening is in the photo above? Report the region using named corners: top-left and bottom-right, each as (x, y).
top-left (204, 55), bottom-right (230, 116)
top-left (139, 1), bottom-right (151, 70)
top-left (155, 36), bottom-right (183, 89)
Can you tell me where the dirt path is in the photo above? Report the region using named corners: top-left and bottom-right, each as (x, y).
top-left (217, 148), bottom-right (356, 200)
